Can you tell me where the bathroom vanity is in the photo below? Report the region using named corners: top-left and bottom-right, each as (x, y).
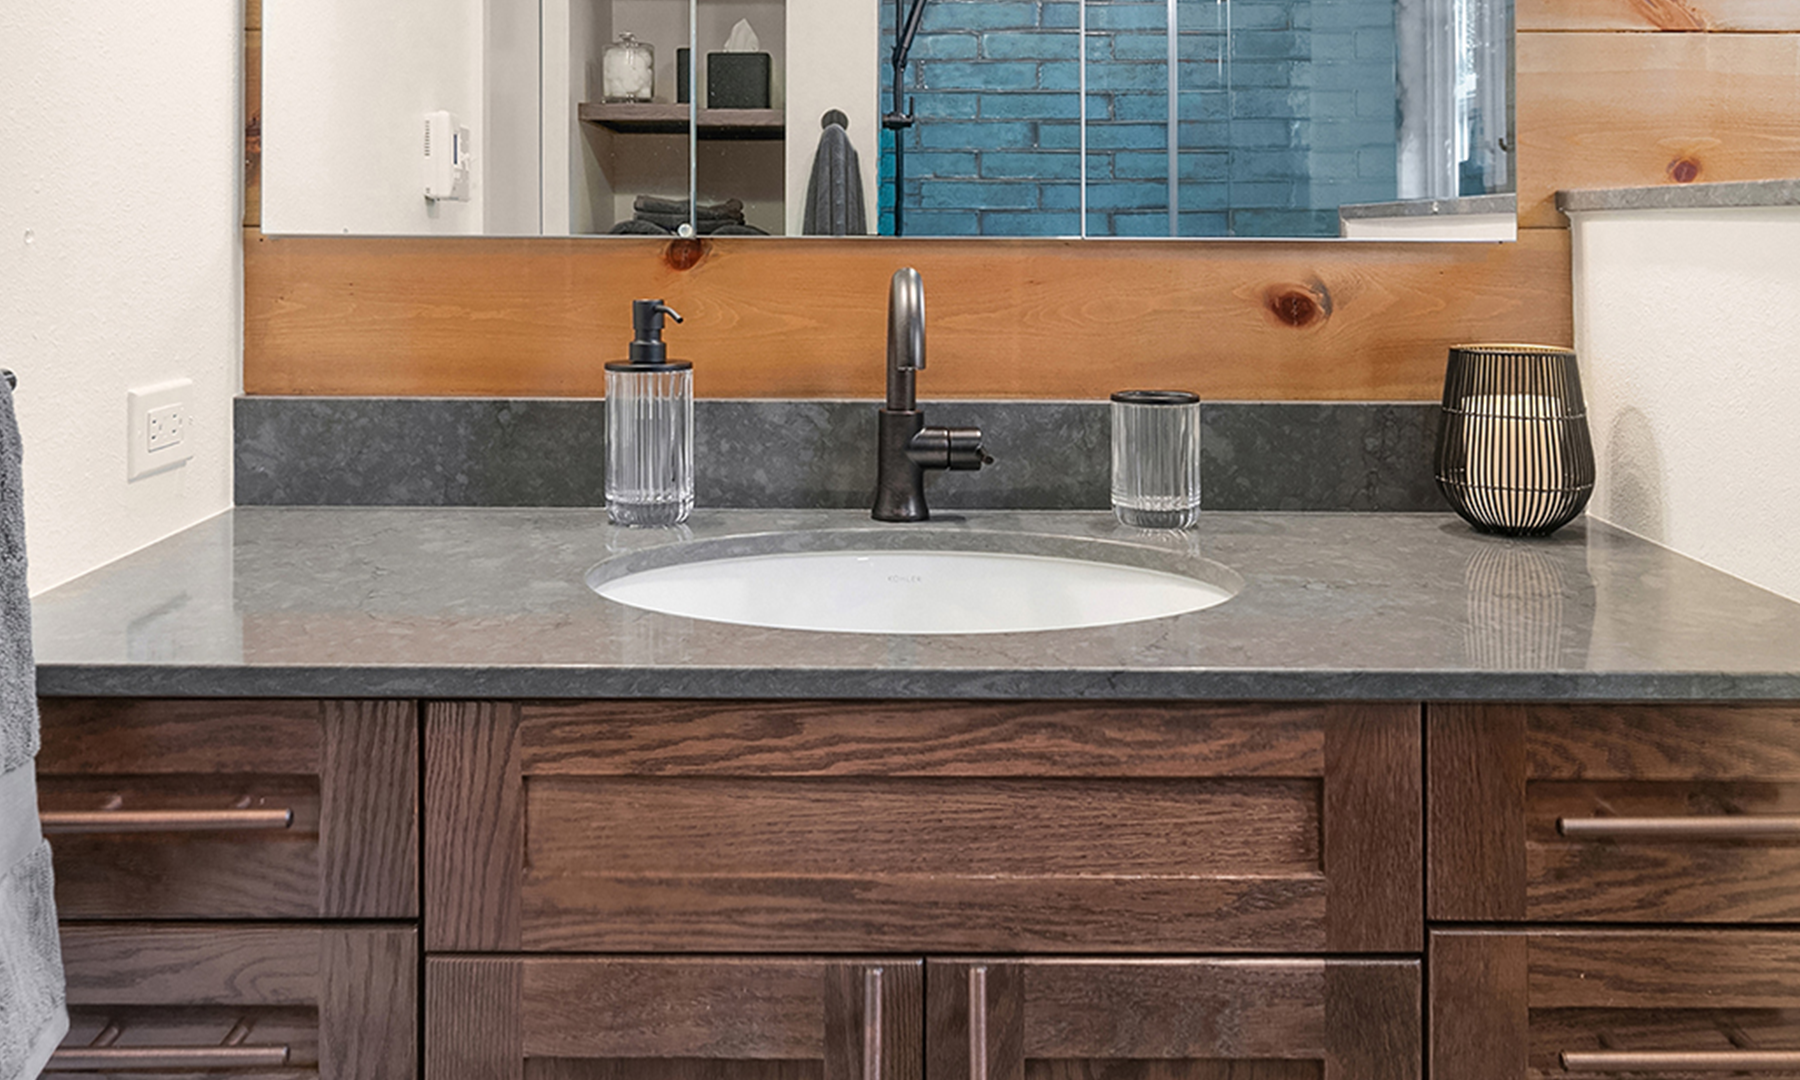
top-left (28, 508), bottom-right (1800, 1079)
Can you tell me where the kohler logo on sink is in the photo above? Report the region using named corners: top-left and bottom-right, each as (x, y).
top-left (888, 574), bottom-right (923, 584)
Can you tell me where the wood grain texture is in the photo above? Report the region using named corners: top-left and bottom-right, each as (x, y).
top-left (1523, 703), bottom-right (1800, 781)
top-left (527, 1061), bottom-right (825, 1080)
top-left (1323, 961), bottom-right (1421, 1080)
top-left (824, 963), bottom-right (924, 1080)
top-left (1517, 32), bottom-right (1800, 227)
top-left (427, 958), bottom-right (524, 1080)
top-left (1526, 780), bottom-right (1800, 922)
top-left (424, 701), bottom-right (522, 951)
top-left (37, 699), bottom-right (323, 775)
top-left (927, 962), bottom-right (1024, 1080)
top-left (58, 923), bottom-right (323, 1006)
top-left (1517, 0), bottom-right (1800, 31)
top-left (242, 230), bottom-right (1571, 400)
top-left (1427, 703), bottom-right (1528, 920)
top-left (517, 701), bottom-right (1328, 778)
top-left (1025, 1064), bottom-right (1320, 1080)
top-left (318, 925), bottom-right (418, 1079)
top-left (525, 777), bottom-right (1320, 877)
top-left (1528, 930), bottom-right (1800, 1010)
top-left (1429, 931), bottom-right (1529, 1080)
top-left (520, 872), bottom-right (1326, 953)
top-left (1322, 704), bottom-right (1422, 952)
top-left (319, 699), bottom-right (418, 918)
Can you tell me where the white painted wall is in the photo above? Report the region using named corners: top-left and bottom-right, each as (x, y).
top-left (785, 0), bottom-right (879, 236)
top-left (0, 0), bottom-right (241, 595)
top-left (263, 0), bottom-right (488, 234)
top-left (1571, 205), bottom-right (1800, 602)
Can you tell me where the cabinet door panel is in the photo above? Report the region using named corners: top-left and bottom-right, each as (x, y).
top-left (1429, 703), bottom-right (1800, 922)
top-left (39, 698), bottom-right (418, 920)
top-left (427, 700), bottom-right (1420, 954)
top-left (48, 922), bottom-right (415, 1080)
top-left (426, 957), bottom-right (922, 1080)
top-left (927, 959), bottom-right (1418, 1080)
top-left (1432, 929), bottom-right (1800, 1080)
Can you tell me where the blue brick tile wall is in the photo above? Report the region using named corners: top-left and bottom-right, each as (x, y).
top-left (878, 0), bottom-right (1399, 238)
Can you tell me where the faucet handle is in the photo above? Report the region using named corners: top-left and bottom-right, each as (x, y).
top-left (888, 267), bottom-right (925, 372)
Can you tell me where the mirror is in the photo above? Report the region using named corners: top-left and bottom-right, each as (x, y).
top-left (262, 0), bottom-right (1513, 240)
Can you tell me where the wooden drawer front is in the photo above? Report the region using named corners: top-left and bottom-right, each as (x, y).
top-left (37, 699), bottom-right (418, 920)
top-left (426, 956), bottom-right (922, 1080)
top-left (1432, 929), bottom-right (1800, 1080)
top-left (49, 922), bottom-right (415, 1079)
top-left (425, 700), bottom-right (1421, 953)
top-left (927, 958), bottom-right (1420, 1080)
top-left (1429, 703), bottom-right (1800, 922)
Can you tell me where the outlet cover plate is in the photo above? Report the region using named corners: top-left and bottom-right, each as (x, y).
top-left (127, 378), bottom-right (194, 479)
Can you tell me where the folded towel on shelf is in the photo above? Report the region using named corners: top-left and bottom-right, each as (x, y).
top-left (0, 376), bottom-right (67, 1080)
top-left (606, 196), bottom-right (771, 236)
top-left (803, 111), bottom-right (867, 237)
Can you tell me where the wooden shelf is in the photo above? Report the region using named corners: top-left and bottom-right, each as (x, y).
top-left (578, 102), bottom-right (784, 140)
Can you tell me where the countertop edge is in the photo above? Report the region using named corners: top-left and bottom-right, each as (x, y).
top-left (1557, 179), bottom-right (1800, 214)
top-left (35, 664), bottom-right (1800, 702)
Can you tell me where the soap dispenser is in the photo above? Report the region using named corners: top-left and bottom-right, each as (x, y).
top-left (606, 300), bottom-right (692, 526)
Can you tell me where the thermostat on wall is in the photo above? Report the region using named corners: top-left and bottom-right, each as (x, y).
top-left (423, 110), bottom-right (471, 202)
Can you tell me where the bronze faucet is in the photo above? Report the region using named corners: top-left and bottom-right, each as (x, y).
top-left (872, 267), bottom-right (990, 521)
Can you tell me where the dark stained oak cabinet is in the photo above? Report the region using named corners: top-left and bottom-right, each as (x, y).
top-left (36, 696), bottom-right (1796, 1079)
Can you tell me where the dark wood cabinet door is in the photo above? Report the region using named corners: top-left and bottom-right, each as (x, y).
top-left (1429, 703), bottom-right (1800, 922)
top-left (38, 698), bottom-right (418, 920)
top-left (48, 922), bottom-right (416, 1079)
top-left (926, 959), bottom-right (1420, 1080)
top-left (1432, 928), bottom-right (1800, 1080)
top-left (426, 956), bottom-right (922, 1080)
top-left (425, 700), bottom-right (1420, 954)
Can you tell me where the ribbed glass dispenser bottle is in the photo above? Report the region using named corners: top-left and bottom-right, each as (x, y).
top-left (606, 300), bottom-right (693, 526)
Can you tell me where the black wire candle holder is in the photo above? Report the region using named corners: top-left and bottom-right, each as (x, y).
top-left (1434, 344), bottom-right (1595, 537)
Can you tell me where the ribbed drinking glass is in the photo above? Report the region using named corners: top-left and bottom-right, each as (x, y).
top-left (1110, 390), bottom-right (1202, 529)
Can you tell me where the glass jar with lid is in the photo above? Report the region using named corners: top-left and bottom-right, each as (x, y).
top-left (602, 32), bottom-right (655, 103)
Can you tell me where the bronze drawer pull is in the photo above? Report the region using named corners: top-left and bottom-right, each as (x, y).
top-left (1562, 1050), bottom-right (1800, 1072)
top-left (47, 1045), bottom-right (291, 1069)
top-left (39, 808), bottom-right (295, 834)
top-left (1557, 815), bottom-right (1800, 840)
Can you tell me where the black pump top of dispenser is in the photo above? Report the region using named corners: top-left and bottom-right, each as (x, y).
top-left (606, 300), bottom-right (692, 372)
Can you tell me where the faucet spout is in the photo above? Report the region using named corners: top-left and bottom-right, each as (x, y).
top-left (886, 267), bottom-right (925, 410)
top-left (873, 267), bottom-right (990, 522)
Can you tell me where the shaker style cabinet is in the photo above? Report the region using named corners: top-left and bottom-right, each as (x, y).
top-left (35, 699), bottom-right (420, 1079)
top-left (1428, 702), bottom-right (1800, 1080)
top-left (423, 699), bottom-right (1424, 1080)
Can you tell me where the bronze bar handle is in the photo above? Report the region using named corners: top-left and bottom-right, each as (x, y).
top-left (47, 1045), bottom-right (291, 1069)
top-left (1563, 1050), bottom-right (1800, 1072)
top-left (968, 965), bottom-right (988, 1080)
top-left (39, 808), bottom-right (295, 834)
top-left (1558, 815), bottom-right (1800, 840)
top-left (863, 967), bottom-right (883, 1080)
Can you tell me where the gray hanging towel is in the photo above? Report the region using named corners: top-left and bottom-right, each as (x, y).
top-left (0, 375), bottom-right (67, 1080)
top-left (803, 111), bottom-right (868, 236)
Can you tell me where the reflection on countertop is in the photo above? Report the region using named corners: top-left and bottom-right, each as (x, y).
top-left (30, 507), bottom-right (1800, 701)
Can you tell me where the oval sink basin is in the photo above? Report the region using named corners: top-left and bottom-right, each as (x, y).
top-left (588, 530), bottom-right (1239, 634)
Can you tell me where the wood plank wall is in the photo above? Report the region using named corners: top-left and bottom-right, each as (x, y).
top-left (241, 0), bottom-right (1800, 400)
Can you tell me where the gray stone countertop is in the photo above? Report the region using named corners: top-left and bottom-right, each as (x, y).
top-left (1558, 179), bottom-right (1800, 214)
top-left (30, 507), bottom-right (1800, 701)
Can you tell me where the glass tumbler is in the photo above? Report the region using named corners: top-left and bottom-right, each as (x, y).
top-left (1110, 390), bottom-right (1202, 529)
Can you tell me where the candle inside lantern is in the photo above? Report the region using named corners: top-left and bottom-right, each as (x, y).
top-left (1457, 394), bottom-right (1568, 530)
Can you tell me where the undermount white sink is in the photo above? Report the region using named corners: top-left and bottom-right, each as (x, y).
top-left (587, 530), bottom-right (1239, 634)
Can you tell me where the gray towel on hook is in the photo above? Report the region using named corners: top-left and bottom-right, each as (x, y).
top-left (0, 376), bottom-right (67, 1080)
top-left (803, 113), bottom-right (867, 236)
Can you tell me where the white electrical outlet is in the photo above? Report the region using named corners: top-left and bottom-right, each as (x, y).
top-left (128, 379), bottom-right (195, 480)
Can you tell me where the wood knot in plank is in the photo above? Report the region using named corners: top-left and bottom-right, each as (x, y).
top-left (1633, 0), bottom-right (1711, 30)
top-left (663, 239), bottom-right (706, 271)
top-left (1668, 157), bottom-right (1702, 184)
top-left (1265, 281), bottom-right (1332, 329)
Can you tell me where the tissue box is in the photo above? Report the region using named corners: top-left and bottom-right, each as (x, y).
top-left (706, 52), bottom-right (771, 109)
